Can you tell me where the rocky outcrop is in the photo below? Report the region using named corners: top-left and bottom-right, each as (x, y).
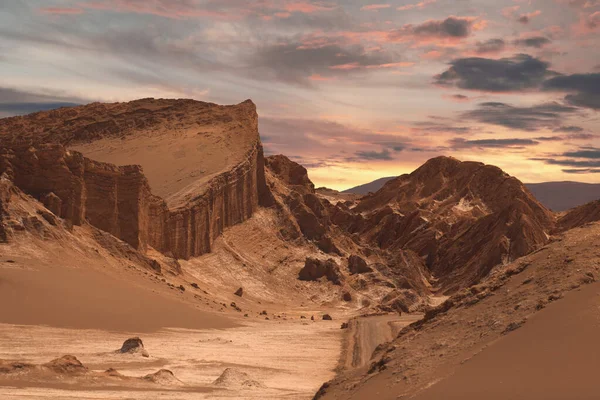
top-left (0, 99), bottom-right (269, 260)
top-left (298, 258), bottom-right (342, 285)
top-left (556, 199), bottom-right (600, 232)
top-left (353, 156), bottom-right (555, 292)
top-left (348, 255), bottom-right (372, 274)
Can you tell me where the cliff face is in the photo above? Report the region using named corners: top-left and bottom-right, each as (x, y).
top-left (0, 99), bottom-right (268, 260)
top-left (0, 142), bottom-right (265, 259)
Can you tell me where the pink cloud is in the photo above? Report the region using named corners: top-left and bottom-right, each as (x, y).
top-left (361, 4), bottom-right (391, 11)
top-left (502, 5), bottom-right (520, 19)
top-left (309, 74), bottom-right (337, 81)
top-left (574, 11), bottom-right (600, 34)
top-left (79, 0), bottom-right (335, 20)
top-left (282, 1), bottom-right (335, 13)
top-left (518, 10), bottom-right (542, 24)
top-left (82, 0), bottom-right (241, 20)
top-left (443, 94), bottom-right (472, 103)
top-left (39, 7), bottom-right (84, 15)
top-left (558, 0), bottom-right (600, 8)
top-left (397, 0), bottom-right (437, 11)
top-left (388, 16), bottom-right (485, 47)
top-left (330, 61), bottom-right (413, 70)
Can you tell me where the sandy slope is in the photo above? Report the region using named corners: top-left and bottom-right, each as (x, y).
top-left (413, 281), bottom-right (600, 400)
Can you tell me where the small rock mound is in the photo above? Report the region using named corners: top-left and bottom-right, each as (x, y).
top-left (119, 337), bottom-right (149, 357)
top-left (43, 355), bottom-right (88, 375)
top-left (212, 368), bottom-right (264, 389)
top-left (0, 360), bottom-right (35, 375)
top-left (234, 287), bottom-right (244, 297)
top-left (142, 369), bottom-right (183, 386)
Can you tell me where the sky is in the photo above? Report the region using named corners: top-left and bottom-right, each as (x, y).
top-left (1, 0), bottom-right (599, 190)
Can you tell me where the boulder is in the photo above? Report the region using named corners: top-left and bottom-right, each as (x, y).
top-left (298, 258), bottom-right (342, 285)
top-left (234, 287), bottom-right (243, 297)
top-left (119, 337), bottom-right (150, 357)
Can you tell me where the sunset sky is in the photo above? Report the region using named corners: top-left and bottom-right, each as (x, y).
top-left (1, 0), bottom-right (599, 190)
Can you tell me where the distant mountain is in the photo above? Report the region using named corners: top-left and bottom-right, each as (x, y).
top-left (342, 176), bottom-right (395, 195)
top-left (525, 182), bottom-right (600, 212)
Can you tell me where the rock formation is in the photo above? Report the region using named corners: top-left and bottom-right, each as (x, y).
top-left (119, 337), bottom-right (149, 357)
top-left (0, 99), bottom-right (268, 260)
top-left (298, 258), bottom-right (342, 285)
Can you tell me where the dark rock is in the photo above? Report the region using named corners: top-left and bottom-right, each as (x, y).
top-left (322, 314), bottom-right (333, 321)
top-left (119, 337), bottom-right (149, 357)
top-left (234, 287), bottom-right (243, 297)
top-left (348, 255), bottom-right (372, 274)
top-left (298, 258), bottom-right (342, 285)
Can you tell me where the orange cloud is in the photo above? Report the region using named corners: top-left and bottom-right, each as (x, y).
top-left (361, 4), bottom-right (391, 11)
top-left (39, 7), bottom-right (84, 15)
top-left (397, 0), bottom-right (437, 11)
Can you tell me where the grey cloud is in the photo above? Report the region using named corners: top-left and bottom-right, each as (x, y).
top-left (543, 73), bottom-right (600, 110)
top-left (562, 149), bottom-right (600, 158)
top-left (562, 168), bottom-right (600, 174)
top-left (389, 16), bottom-right (476, 41)
top-left (532, 158), bottom-right (600, 168)
top-left (462, 101), bottom-right (578, 131)
top-left (0, 87), bottom-right (87, 117)
top-left (475, 38), bottom-right (506, 54)
top-left (249, 41), bottom-right (398, 85)
top-left (450, 138), bottom-right (539, 149)
top-left (349, 149), bottom-right (394, 161)
top-left (513, 36), bottom-right (551, 48)
top-left (435, 54), bottom-right (556, 92)
top-left (553, 125), bottom-right (584, 133)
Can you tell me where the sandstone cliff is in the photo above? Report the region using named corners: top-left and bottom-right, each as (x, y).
top-left (0, 99), bottom-right (268, 260)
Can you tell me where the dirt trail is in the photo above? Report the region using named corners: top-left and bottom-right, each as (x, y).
top-left (342, 314), bottom-right (422, 369)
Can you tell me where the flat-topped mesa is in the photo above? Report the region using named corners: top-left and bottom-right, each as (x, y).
top-left (0, 99), bottom-right (268, 259)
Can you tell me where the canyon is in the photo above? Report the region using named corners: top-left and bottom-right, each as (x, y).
top-left (1, 99), bottom-right (599, 400)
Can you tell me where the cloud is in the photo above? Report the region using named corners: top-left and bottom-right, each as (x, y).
top-left (517, 10), bottom-right (542, 24)
top-left (562, 168), bottom-right (600, 173)
top-left (450, 137), bottom-right (540, 149)
top-left (79, 0), bottom-right (336, 21)
top-left (559, 0), bottom-right (600, 8)
top-left (248, 39), bottom-right (402, 85)
top-left (0, 87), bottom-right (87, 117)
top-left (513, 36), bottom-right (551, 48)
top-left (534, 147), bottom-right (600, 173)
top-left (397, 0), bottom-right (437, 11)
top-left (474, 38), bottom-right (506, 54)
top-left (435, 54), bottom-right (556, 92)
top-left (462, 101), bottom-right (579, 131)
top-left (443, 93), bottom-right (471, 102)
top-left (39, 7), bottom-right (84, 15)
top-left (562, 149), bottom-right (600, 158)
top-left (553, 125), bottom-right (584, 133)
top-left (360, 4), bottom-right (391, 11)
top-left (350, 149), bottom-right (394, 161)
top-left (543, 73), bottom-right (600, 109)
top-left (260, 117), bottom-right (413, 160)
top-left (388, 16), bottom-right (483, 46)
